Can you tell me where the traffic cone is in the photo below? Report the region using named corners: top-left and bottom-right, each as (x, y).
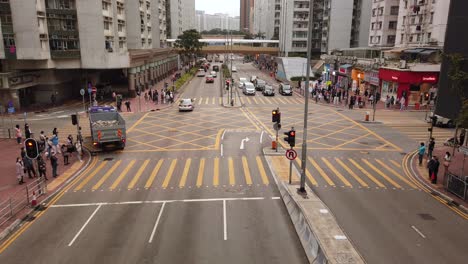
top-left (31, 191), bottom-right (37, 207)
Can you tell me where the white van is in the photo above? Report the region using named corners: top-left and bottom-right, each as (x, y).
top-left (243, 82), bottom-right (256, 95)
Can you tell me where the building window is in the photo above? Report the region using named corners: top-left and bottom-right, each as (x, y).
top-left (118, 20), bottom-right (125, 32)
top-left (372, 8), bottom-right (376, 17)
top-left (3, 34), bottom-right (15, 48)
top-left (427, 32), bottom-right (432, 40)
top-left (148, 39), bottom-right (152, 46)
top-left (104, 21), bottom-right (112, 30)
top-left (370, 36), bottom-right (373, 43)
top-left (0, 14), bottom-right (12, 25)
top-left (378, 22), bottom-right (382, 29)
top-left (117, 7), bottom-right (124, 15)
top-left (411, 16), bottom-right (416, 24)
top-left (417, 34), bottom-right (421, 42)
top-left (141, 38), bottom-right (146, 46)
top-left (388, 21), bottom-right (397, 29)
top-left (400, 34), bottom-right (404, 44)
top-left (430, 12), bottom-right (434, 24)
top-left (390, 6), bottom-right (399, 15)
top-left (46, 0), bottom-right (75, 10)
top-left (387, 35), bottom-right (396, 44)
top-left (49, 36), bottom-right (79, 51)
top-left (378, 7), bottom-right (383, 15)
top-left (102, 1), bottom-right (111, 11)
top-left (375, 36), bottom-right (381, 44)
top-left (409, 35), bottom-right (414, 42)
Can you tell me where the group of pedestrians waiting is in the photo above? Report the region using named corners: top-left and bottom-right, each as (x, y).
top-left (417, 137), bottom-right (452, 185)
top-left (15, 124), bottom-right (83, 185)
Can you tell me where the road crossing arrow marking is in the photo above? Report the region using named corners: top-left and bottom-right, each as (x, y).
top-left (240, 137), bottom-right (250, 149)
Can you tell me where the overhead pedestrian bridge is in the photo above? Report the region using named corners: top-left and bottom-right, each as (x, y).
top-left (167, 39), bottom-right (279, 55)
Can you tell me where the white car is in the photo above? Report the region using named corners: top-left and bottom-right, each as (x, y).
top-left (197, 69), bottom-right (205, 77)
top-left (238, 77), bottom-right (247, 88)
top-left (179, 98), bottom-right (194, 112)
top-left (243, 82), bottom-right (256, 95)
top-left (232, 66), bottom-right (237, 72)
top-left (211, 71), bottom-right (217, 77)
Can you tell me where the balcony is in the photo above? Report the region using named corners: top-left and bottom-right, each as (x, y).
top-left (3, 47), bottom-right (16, 60)
top-left (46, 8), bottom-right (76, 16)
top-left (50, 50), bottom-right (80, 59)
top-left (1, 24), bottom-right (14, 34)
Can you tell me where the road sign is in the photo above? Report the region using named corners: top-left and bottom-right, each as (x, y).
top-left (88, 88), bottom-right (92, 94)
top-left (80, 89), bottom-right (85, 96)
top-left (285, 149), bottom-right (297, 160)
top-left (92, 87), bottom-right (97, 93)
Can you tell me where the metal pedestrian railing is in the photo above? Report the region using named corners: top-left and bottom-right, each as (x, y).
top-left (445, 173), bottom-right (468, 201)
top-left (0, 177), bottom-right (47, 228)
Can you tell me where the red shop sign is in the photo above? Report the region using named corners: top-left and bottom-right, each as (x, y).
top-left (422, 76), bottom-right (437, 82)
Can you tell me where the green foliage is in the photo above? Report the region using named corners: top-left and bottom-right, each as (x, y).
top-left (175, 67), bottom-right (197, 90)
top-left (243, 33), bottom-right (254, 39)
top-left (174, 29), bottom-right (206, 56)
top-left (458, 99), bottom-right (468, 128)
top-left (222, 64), bottom-right (231, 79)
top-left (446, 53), bottom-right (468, 127)
top-left (201, 28), bottom-right (244, 35)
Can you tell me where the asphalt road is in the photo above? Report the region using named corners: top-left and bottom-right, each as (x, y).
top-left (232, 62), bottom-right (468, 264)
top-left (0, 62), bottom-right (307, 264)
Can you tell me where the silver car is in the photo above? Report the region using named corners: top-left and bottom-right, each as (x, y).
top-left (179, 98), bottom-right (195, 112)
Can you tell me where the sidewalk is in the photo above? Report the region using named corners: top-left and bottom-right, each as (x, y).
top-left (0, 138), bottom-right (88, 233)
top-left (411, 145), bottom-right (468, 212)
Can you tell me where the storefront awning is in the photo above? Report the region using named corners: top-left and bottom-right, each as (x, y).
top-left (420, 49), bottom-right (438, 56)
top-left (340, 64), bottom-right (353, 69)
top-left (403, 48), bottom-right (426, 54)
top-left (312, 60), bottom-right (324, 72)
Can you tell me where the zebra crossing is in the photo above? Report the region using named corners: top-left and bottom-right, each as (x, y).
top-left (72, 155), bottom-right (418, 192)
top-left (191, 96), bottom-right (303, 105)
top-left (389, 124), bottom-right (454, 145)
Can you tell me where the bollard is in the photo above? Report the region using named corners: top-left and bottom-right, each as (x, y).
top-left (272, 140), bottom-right (277, 150)
top-left (365, 111), bottom-right (370, 122)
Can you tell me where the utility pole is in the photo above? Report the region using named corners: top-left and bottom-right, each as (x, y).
top-left (298, 2), bottom-right (314, 194)
top-left (230, 30), bottom-right (233, 106)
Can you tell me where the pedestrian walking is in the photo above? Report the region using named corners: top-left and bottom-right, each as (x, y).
top-left (39, 131), bottom-right (46, 151)
top-left (16, 157), bottom-right (25, 184)
top-left (390, 96), bottom-right (395, 107)
top-left (51, 132), bottom-right (60, 154)
top-left (385, 95), bottom-right (391, 109)
top-left (50, 151), bottom-right (58, 177)
top-left (443, 151), bottom-right (451, 176)
top-left (75, 141), bottom-right (83, 163)
top-left (418, 142), bottom-right (426, 166)
top-left (154, 90), bottom-right (159, 104)
top-left (23, 156), bottom-right (37, 178)
top-left (161, 91), bottom-right (165, 104)
top-left (38, 156), bottom-right (48, 180)
top-left (61, 144), bottom-right (69, 165)
top-left (427, 137), bottom-right (435, 158)
top-left (144, 92), bottom-right (149, 102)
top-left (169, 91), bottom-right (174, 104)
top-left (459, 129), bottom-right (466, 146)
top-left (125, 100), bottom-right (131, 112)
top-left (428, 156), bottom-right (440, 184)
top-left (25, 123), bottom-right (32, 139)
top-left (399, 97), bottom-right (406, 111)
top-left (15, 124), bottom-right (22, 144)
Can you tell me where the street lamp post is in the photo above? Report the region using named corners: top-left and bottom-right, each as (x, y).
top-left (298, 1), bottom-right (314, 194)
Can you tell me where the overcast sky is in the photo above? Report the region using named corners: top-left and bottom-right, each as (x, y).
top-left (195, 0), bottom-right (240, 17)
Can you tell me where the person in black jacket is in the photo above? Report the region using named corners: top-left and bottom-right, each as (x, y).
top-left (427, 156), bottom-right (440, 184)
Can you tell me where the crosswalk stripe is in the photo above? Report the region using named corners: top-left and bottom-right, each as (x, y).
top-left (144, 159), bottom-right (163, 188)
top-left (277, 98), bottom-right (286, 104)
top-left (162, 159), bottom-right (177, 188)
top-left (242, 156), bottom-right (253, 185)
top-left (205, 97), bottom-right (209, 104)
top-left (361, 159), bottom-right (401, 188)
top-left (179, 158), bottom-right (192, 187)
top-left (252, 97), bottom-right (259, 104)
top-left (145, 159), bottom-right (164, 189)
top-left (213, 157), bottom-right (219, 186)
top-left (390, 160), bottom-right (401, 168)
top-left (322, 158), bottom-right (352, 187)
top-left (296, 159), bottom-right (318, 186)
top-left (309, 157), bottom-right (335, 186)
top-left (128, 160), bottom-right (149, 189)
top-left (375, 159), bottom-right (417, 189)
top-left (335, 158), bottom-right (368, 187)
top-left (348, 158), bottom-right (385, 188)
top-left (196, 158), bottom-right (205, 187)
top-left (228, 157), bottom-right (235, 185)
top-left (245, 97), bottom-right (251, 104)
top-left (257, 97), bottom-right (265, 104)
top-left (75, 161), bottom-right (108, 191)
top-left (212, 97), bottom-right (215, 104)
top-left (218, 97), bottom-right (222, 104)
top-left (110, 160), bottom-right (135, 190)
top-left (264, 97), bottom-right (272, 104)
top-left (92, 161), bottom-right (121, 190)
top-left (198, 98), bottom-right (203, 105)
top-left (256, 156), bottom-right (269, 185)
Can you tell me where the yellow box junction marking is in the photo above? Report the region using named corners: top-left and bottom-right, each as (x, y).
top-left (321, 158), bottom-right (352, 187)
top-left (256, 156), bottom-right (269, 185)
top-left (196, 158), bottom-right (205, 187)
top-left (128, 159), bottom-right (150, 189)
top-left (74, 161), bottom-right (108, 191)
top-left (390, 160), bottom-right (402, 168)
top-left (110, 160), bottom-right (136, 190)
top-left (179, 158), bottom-right (192, 187)
top-left (145, 159), bottom-right (164, 188)
top-left (162, 159), bottom-right (177, 188)
top-left (335, 158), bottom-right (368, 187)
top-left (375, 159), bottom-right (417, 189)
top-left (361, 159), bottom-right (401, 188)
top-left (92, 161), bottom-right (121, 190)
top-left (348, 158), bottom-right (385, 188)
top-left (296, 159), bottom-right (318, 186)
top-left (309, 157), bottom-right (335, 186)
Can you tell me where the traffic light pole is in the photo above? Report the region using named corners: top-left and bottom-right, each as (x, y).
top-left (298, 2), bottom-right (314, 194)
top-left (289, 147), bottom-right (293, 184)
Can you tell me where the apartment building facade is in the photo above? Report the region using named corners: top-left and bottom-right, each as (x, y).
top-left (253, 0), bottom-right (275, 39)
top-left (240, 0), bottom-right (254, 33)
top-left (0, 0), bottom-right (178, 110)
top-left (368, 0), bottom-right (399, 47)
top-left (395, 0), bottom-right (450, 47)
top-left (167, 0), bottom-right (195, 39)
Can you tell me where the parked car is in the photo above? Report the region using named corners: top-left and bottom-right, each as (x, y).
top-left (239, 77), bottom-right (247, 88)
top-left (232, 66), bottom-right (237, 72)
top-left (179, 98), bottom-right (194, 112)
top-left (279, 83), bottom-right (292, 96)
top-left (262, 85), bottom-right (275, 96)
top-left (211, 71), bottom-right (217, 78)
top-left (205, 75), bottom-right (214, 83)
top-left (255, 79), bottom-right (266, 91)
top-left (243, 82), bottom-right (256, 95)
top-left (426, 113), bottom-right (455, 128)
top-left (212, 65), bottom-right (219, 72)
top-left (197, 69), bottom-right (206, 77)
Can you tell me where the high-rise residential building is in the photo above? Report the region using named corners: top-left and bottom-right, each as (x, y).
top-left (395, 0), bottom-right (450, 47)
top-left (196, 10), bottom-right (205, 32)
top-left (368, 0), bottom-right (400, 47)
top-left (240, 0), bottom-right (254, 33)
top-left (321, 0), bottom-right (372, 53)
top-left (274, 0), bottom-right (281, 39)
top-left (253, 0), bottom-right (275, 39)
top-left (0, 0), bottom-right (178, 109)
top-left (195, 11), bottom-right (240, 32)
top-left (167, 0), bottom-right (195, 39)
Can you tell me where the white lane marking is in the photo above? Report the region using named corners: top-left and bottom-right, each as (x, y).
top-left (68, 204), bottom-right (102, 246)
top-left (220, 144), bottom-right (224, 157)
top-left (221, 129), bottom-right (226, 140)
top-left (149, 202), bottom-right (166, 243)
top-left (260, 131), bottom-right (264, 143)
top-left (52, 197), bottom-right (280, 208)
top-left (240, 137), bottom-right (250, 149)
top-left (411, 225), bottom-right (426, 239)
top-left (223, 199), bottom-right (227, 241)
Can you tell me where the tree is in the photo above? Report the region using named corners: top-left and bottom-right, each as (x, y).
top-left (174, 29), bottom-right (205, 62)
top-left (446, 53), bottom-right (468, 127)
top-left (243, 33), bottom-right (254, 40)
